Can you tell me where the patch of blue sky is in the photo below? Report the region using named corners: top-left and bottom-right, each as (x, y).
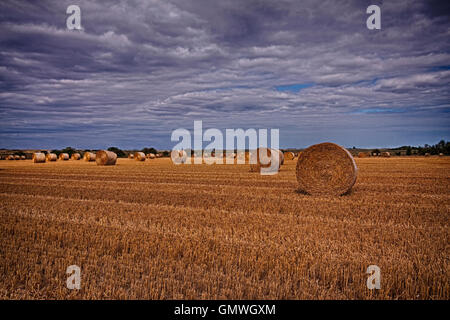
top-left (274, 83), bottom-right (314, 93)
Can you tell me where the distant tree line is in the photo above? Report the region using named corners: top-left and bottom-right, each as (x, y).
top-left (395, 140), bottom-right (449, 155)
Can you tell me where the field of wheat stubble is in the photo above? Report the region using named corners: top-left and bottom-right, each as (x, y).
top-left (0, 157), bottom-right (448, 299)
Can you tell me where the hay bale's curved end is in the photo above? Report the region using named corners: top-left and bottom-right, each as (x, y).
top-left (46, 153), bottom-right (57, 161)
top-left (296, 142), bottom-right (357, 196)
top-left (33, 153), bottom-right (46, 163)
top-left (284, 152), bottom-right (295, 160)
top-left (83, 152), bottom-right (96, 162)
top-left (147, 153), bottom-right (156, 159)
top-left (72, 153), bottom-right (81, 160)
top-left (134, 152), bottom-right (146, 161)
top-left (96, 150), bottom-right (117, 166)
top-left (59, 153), bottom-right (69, 161)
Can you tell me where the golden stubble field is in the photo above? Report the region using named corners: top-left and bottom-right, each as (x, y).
top-left (0, 157), bottom-right (448, 299)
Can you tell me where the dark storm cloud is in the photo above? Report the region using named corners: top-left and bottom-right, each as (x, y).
top-left (0, 0), bottom-right (449, 149)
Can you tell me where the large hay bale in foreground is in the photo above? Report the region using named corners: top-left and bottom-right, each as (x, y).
top-left (83, 152), bottom-right (96, 162)
top-left (284, 152), bottom-right (295, 160)
top-left (249, 148), bottom-right (283, 173)
top-left (71, 153), bottom-right (81, 160)
top-left (59, 153), bottom-right (69, 161)
top-left (381, 152), bottom-right (390, 158)
top-left (96, 150), bottom-right (117, 166)
top-left (46, 153), bottom-right (57, 161)
top-left (134, 152), bottom-right (146, 161)
top-left (32, 153), bottom-right (46, 163)
top-left (296, 142), bottom-right (357, 196)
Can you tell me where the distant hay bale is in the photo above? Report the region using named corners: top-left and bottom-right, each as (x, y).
top-left (147, 153), bottom-right (156, 159)
top-left (14, 155), bottom-right (20, 160)
top-left (83, 152), bottom-right (96, 162)
top-left (32, 152), bottom-right (46, 163)
top-left (439, 153), bottom-right (444, 157)
top-left (71, 153), bottom-right (81, 160)
top-left (171, 150), bottom-right (188, 164)
top-left (424, 153), bottom-right (430, 157)
top-left (381, 152), bottom-right (390, 158)
top-left (249, 148), bottom-right (284, 173)
top-left (20, 155), bottom-right (26, 160)
top-left (7, 155), bottom-right (14, 160)
top-left (96, 150), bottom-right (117, 166)
top-left (128, 154), bottom-right (134, 159)
top-left (296, 142), bottom-right (357, 196)
top-left (358, 152), bottom-right (369, 158)
top-left (284, 152), bottom-right (295, 160)
top-left (156, 153), bottom-right (163, 158)
top-left (59, 153), bottom-right (69, 160)
top-left (134, 152), bottom-right (146, 161)
top-left (46, 153), bottom-right (57, 161)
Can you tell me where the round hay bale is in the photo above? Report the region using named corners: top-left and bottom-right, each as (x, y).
top-left (20, 155), bottom-right (26, 160)
top-left (59, 153), bottom-right (69, 161)
top-left (71, 153), bottom-right (81, 160)
top-left (96, 150), bottom-right (117, 166)
top-left (134, 152), bottom-right (146, 161)
top-left (249, 148), bottom-right (283, 173)
top-left (171, 150), bottom-right (188, 164)
top-left (296, 142), bottom-right (357, 196)
top-left (128, 153), bottom-right (134, 159)
top-left (46, 153), bottom-right (57, 161)
top-left (14, 155), bottom-right (20, 160)
top-left (439, 153), bottom-right (444, 157)
top-left (32, 153), bottom-right (46, 163)
top-left (284, 152), bottom-right (295, 160)
top-left (7, 155), bottom-right (14, 160)
top-left (381, 152), bottom-right (390, 158)
top-left (83, 152), bottom-right (96, 162)
top-left (424, 153), bottom-right (430, 157)
top-left (147, 153), bottom-right (156, 159)
top-left (358, 152), bottom-right (368, 158)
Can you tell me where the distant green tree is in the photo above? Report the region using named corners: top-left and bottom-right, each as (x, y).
top-left (141, 147), bottom-right (157, 155)
top-left (51, 149), bottom-right (61, 156)
top-left (406, 146), bottom-right (412, 156)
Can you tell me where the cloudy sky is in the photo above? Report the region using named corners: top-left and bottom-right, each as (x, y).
top-left (0, 0), bottom-right (449, 150)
